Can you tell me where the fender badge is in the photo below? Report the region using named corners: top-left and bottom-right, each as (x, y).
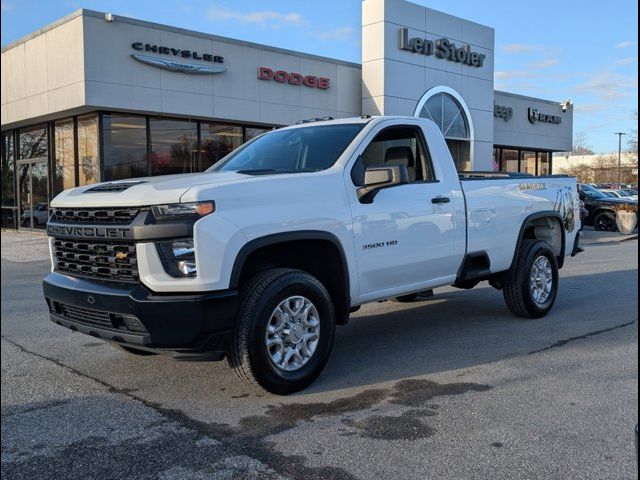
top-left (87, 296), bottom-right (96, 305)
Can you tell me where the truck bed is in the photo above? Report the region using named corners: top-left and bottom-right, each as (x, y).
top-left (460, 174), bottom-right (580, 274)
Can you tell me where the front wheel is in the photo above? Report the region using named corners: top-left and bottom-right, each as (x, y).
top-left (228, 268), bottom-right (336, 395)
top-left (503, 239), bottom-right (559, 319)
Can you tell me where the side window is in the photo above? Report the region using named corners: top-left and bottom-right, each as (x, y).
top-left (359, 126), bottom-right (435, 183)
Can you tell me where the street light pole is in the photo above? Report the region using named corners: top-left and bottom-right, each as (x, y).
top-left (614, 132), bottom-right (626, 187)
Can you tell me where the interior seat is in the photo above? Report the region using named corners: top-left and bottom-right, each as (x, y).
top-left (384, 146), bottom-right (416, 182)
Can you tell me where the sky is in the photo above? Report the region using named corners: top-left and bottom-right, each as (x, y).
top-left (1, 0), bottom-right (638, 153)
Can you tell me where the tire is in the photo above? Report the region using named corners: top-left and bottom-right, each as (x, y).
top-left (503, 239), bottom-right (559, 319)
top-left (390, 289), bottom-right (434, 303)
top-left (228, 268), bottom-right (336, 395)
top-left (594, 211), bottom-right (617, 232)
top-left (117, 345), bottom-right (157, 356)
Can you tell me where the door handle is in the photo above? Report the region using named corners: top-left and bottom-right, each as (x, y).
top-left (431, 196), bottom-right (451, 204)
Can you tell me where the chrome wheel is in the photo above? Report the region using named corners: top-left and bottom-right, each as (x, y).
top-left (530, 255), bottom-right (553, 304)
top-left (265, 296), bottom-right (320, 372)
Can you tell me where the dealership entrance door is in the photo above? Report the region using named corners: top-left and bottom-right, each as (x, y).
top-left (17, 158), bottom-right (49, 230)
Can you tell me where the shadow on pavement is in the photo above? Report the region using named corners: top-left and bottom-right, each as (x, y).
top-left (309, 268), bottom-right (638, 394)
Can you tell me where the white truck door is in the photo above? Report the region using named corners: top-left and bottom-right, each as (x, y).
top-left (347, 122), bottom-right (465, 301)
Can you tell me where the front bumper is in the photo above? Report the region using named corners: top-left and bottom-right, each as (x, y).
top-left (43, 272), bottom-right (237, 360)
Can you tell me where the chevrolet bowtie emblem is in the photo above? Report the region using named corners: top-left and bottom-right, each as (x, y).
top-left (115, 251), bottom-right (128, 260)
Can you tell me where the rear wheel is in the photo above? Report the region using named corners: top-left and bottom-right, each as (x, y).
top-left (228, 268), bottom-right (335, 395)
top-left (503, 239), bottom-right (559, 319)
top-left (594, 211), bottom-right (617, 232)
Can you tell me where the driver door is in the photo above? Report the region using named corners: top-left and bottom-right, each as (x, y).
top-left (348, 124), bottom-right (462, 301)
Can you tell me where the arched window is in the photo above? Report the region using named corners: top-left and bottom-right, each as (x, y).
top-left (415, 88), bottom-right (472, 171)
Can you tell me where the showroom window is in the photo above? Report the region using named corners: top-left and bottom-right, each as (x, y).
top-left (18, 125), bottom-right (48, 161)
top-left (78, 115), bottom-right (100, 186)
top-left (494, 147), bottom-right (554, 175)
top-left (245, 126), bottom-right (271, 142)
top-left (500, 149), bottom-right (519, 172)
top-left (149, 118), bottom-right (198, 175)
top-left (416, 89), bottom-right (472, 171)
top-left (53, 118), bottom-right (75, 195)
top-left (1, 132), bottom-right (17, 228)
top-left (521, 151), bottom-right (537, 175)
top-left (538, 152), bottom-right (551, 175)
top-left (102, 114), bottom-right (148, 181)
top-left (201, 123), bottom-right (243, 170)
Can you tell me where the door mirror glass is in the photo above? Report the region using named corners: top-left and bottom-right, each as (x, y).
top-left (357, 165), bottom-right (409, 202)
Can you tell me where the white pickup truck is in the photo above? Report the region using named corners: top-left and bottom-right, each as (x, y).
top-left (43, 116), bottom-right (582, 394)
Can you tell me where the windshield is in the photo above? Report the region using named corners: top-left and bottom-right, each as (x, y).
top-left (580, 184), bottom-right (608, 199)
top-left (208, 124), bottom-right (364, 174)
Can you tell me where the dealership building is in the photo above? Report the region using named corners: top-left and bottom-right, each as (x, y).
top-left (1, 0), bottom-right (573, 229)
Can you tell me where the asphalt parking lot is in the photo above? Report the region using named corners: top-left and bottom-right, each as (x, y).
top-left (1, 232), bottom-right (638, 480)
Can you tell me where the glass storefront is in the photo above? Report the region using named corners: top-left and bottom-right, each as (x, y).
top-left (149, 118), bottom-right (198, 175)
top-left (102, 114), bottom-right (148, 181)
top-left (78, 115), bottom-right (100, 186)
top-left (17, 125), bottom-right (49, 230)
top-left (100, 113), bottom-right (271, 181)
top-left (538, 152), bottom-right (551, 175)
top-left (245, 126), bottom-right (271, 142)
top-left (495, 146), bottom-right (554, 175)
top-left (18, 125), bottom-right (48, 161)
top-left (500, 148), bottom-right (519, 172)
top-left (521, 151), bottom-right (537, 175)
top-left (53, 119), bottom-right (75, 195)
top-left (201, 123), bottom-right (243, 170)
top-left (1, 132), bottom-right (17, 228)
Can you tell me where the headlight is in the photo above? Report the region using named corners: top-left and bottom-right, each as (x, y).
top-left (156, 239), bottom-right (197, 277)
top-left (151, 201), bottom-right (215, 221)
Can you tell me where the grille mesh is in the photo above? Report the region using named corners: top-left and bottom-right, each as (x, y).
top-left (53, 239), bottom-right (138, 283)
top-left (60, 304), bottom-right (113, 329)
top-left (50, 207), bottom-right (140, 225)
top-left (52, 302), bottom-right (147, 333)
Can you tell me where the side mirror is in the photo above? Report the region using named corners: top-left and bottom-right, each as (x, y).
top-left (357, 165), bottom-right (409, 202)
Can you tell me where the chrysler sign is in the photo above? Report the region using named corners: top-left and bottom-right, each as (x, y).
top-left (399, 28), bottom-right (485, 68)
top-left (130, 43), bottom-right (226, 74)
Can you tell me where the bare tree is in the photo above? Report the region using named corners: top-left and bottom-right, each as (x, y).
top-left (572, 132), bottom-right (595, 156)
top-left (557, 164), bottom-right (594, 183)
top-left (628, 110), bottom-right (638, 160)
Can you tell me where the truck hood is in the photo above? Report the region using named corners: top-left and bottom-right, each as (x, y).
top-left (51, 171), bottom-right (253, 207)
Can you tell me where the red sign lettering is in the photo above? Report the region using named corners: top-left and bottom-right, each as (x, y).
top-left (257, 67), bottom-right (330, 89)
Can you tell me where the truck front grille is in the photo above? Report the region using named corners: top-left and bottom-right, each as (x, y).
top-left (53, 239), bottom-right (139, 283)
top-left (50, 207), bottom-right (140, 225)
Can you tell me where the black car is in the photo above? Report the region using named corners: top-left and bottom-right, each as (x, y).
top-left (577, 184), bottom-right (637, 231)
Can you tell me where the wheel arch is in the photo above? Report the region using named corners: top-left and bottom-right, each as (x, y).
top-left (229, 231), bottom-right (351, 325)
top-left (510, 211), bottom-right (566, 272)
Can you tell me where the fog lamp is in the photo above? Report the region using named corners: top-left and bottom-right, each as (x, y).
top-left (156, 239), bottom-right (197, 278)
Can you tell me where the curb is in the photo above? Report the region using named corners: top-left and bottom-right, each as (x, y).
top-left (582, 234), bottom-right (638, 245)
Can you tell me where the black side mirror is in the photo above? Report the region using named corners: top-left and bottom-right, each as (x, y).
top-left (357, 165), bottom-right (409, 202)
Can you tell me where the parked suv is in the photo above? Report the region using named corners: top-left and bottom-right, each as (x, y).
top-left (578, 184), bottom-right (636, 231)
